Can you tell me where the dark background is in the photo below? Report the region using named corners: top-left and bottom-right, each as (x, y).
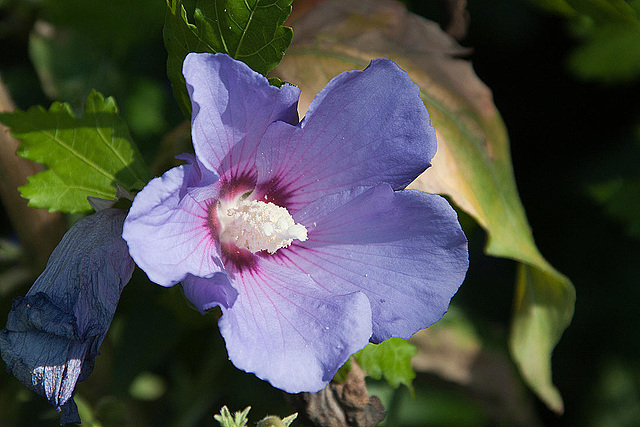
top-left (1, 0), bottom-right (639, 425)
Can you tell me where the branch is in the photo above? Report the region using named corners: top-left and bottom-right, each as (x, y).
top-left (0, 76), bottom-right (66, 271)
top-left (286, 360), bottom-right (386, 427)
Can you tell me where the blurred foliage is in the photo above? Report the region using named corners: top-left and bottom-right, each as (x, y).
top-left (1, 0), bottom-right (180, 159)
top-left (30, 0), bottom-right (166, 106)
top-left (589, 129), bottom-right (640, 239)
top-left (586, 358), bottom-right (640, 426)
top-left (1, 0), bottom-right (640, 425)
top-left (530, 0), bottom-right (640, 83)
top-left (368, 380), bottom-right (488, 427)
top-left (533, 0), bottom-right (637, 19)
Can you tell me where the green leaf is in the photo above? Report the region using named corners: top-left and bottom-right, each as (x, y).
top-left (196, 0), bottom-right (294, 74)
top-left (527, 0), bottom-right (578, 17)
top-left (591, 175), bottom-right (640, 237)
top-left (41, 0), bottom-right (165, 49)
top-left (530, 0), bottom-right (638, 21)
top-left (29, 24), bottom-right (124, 108)
top-left (566, 0), bottom-right (638, 22)
top-left (0, 90), bottom-right (150, 213)
top-left (510, 264), bottom-right (575, 413)
top-left (129, 372), bottom-right (167, 401)
top-left (568, 22), bottom-right (640, 83)
top-left (163, 0), bottom-right (293, 116)
top-left (530, 0), bottom-right (640, 83)
top-left (164, 0), bottom-right (204, 117)
top-left (273, 0), bottom-right (575, 413)
top-left (29, 0), bottom-right (165, 108)
top-left (589, 137), bottom-right (640, 239)
top-left (356, 338), bottom-right (417, 391)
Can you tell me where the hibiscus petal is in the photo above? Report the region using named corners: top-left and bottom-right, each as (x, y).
top-left (255, 59), bottom-right (435, 210)
top-left (0, 209), bottom-right (134, 423)
top-left (280, 184), bottom-right (468, 343)
top-left (181, 273), bottom-right (238, 314)
top-left (123, 160), bottom-right (223, 287)
top-left (218, 259), bottom-right (372, 393)
top-left (184, 53), bottom-right (300, 182)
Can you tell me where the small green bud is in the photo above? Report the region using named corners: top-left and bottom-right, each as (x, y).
top-left (214, 406), bottom-right (251, 427)
top-left (257, 413), bottom-right (298, 427)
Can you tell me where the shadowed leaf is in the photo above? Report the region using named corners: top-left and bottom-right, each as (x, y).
top-left (411, 308), bottom-right (540, 425)
top-left (530, 0), bottom-right (638, 22)
top-left (590, 173), bottom-right (640, 239)
top-left (568, 21), bottom-right (640, 83)
top-left (531, 0), bottom-right (640, 83)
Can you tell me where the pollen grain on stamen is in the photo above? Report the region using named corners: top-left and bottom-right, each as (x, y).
top-left (220, 200), bottom-right (307, 254)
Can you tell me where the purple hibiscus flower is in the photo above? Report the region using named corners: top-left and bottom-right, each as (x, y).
top-left (123, 52), bottom-right (468, 393)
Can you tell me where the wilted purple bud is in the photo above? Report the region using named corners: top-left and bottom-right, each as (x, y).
top-left (0, 208), bottom-right (134, 424)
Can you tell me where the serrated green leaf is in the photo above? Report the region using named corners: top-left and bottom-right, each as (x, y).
top-left (356, 338), bottom-right (417, 391)
top-left (164, 0), bottom-right (204, 117)
top-left (163, 0), bottom-right (293, 116)
top-left (196, 0), bottom-right (293, 74)
top-left (0, 90), bottom-right (150, 213)
top-left (273, 0), bottom-right (575, 413)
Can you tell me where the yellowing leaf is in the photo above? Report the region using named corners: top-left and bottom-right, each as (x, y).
top-left (511, 264), bottom-right (575, 413)
top-left (274, 0), bottom-right (575, 412)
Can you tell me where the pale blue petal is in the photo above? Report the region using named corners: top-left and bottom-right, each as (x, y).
top-left (181, 273), bottom-right (238, 314)
top-left (184, 53), bottom-right (300, 183)
top-left (123, 158), bottom-right (223, 287)
top-left (255, 59), bottom-right (435, 210)
top-left (218, 259), bottom-right (372, 393)
top-left (280, 184), bottom-right (468, 343)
